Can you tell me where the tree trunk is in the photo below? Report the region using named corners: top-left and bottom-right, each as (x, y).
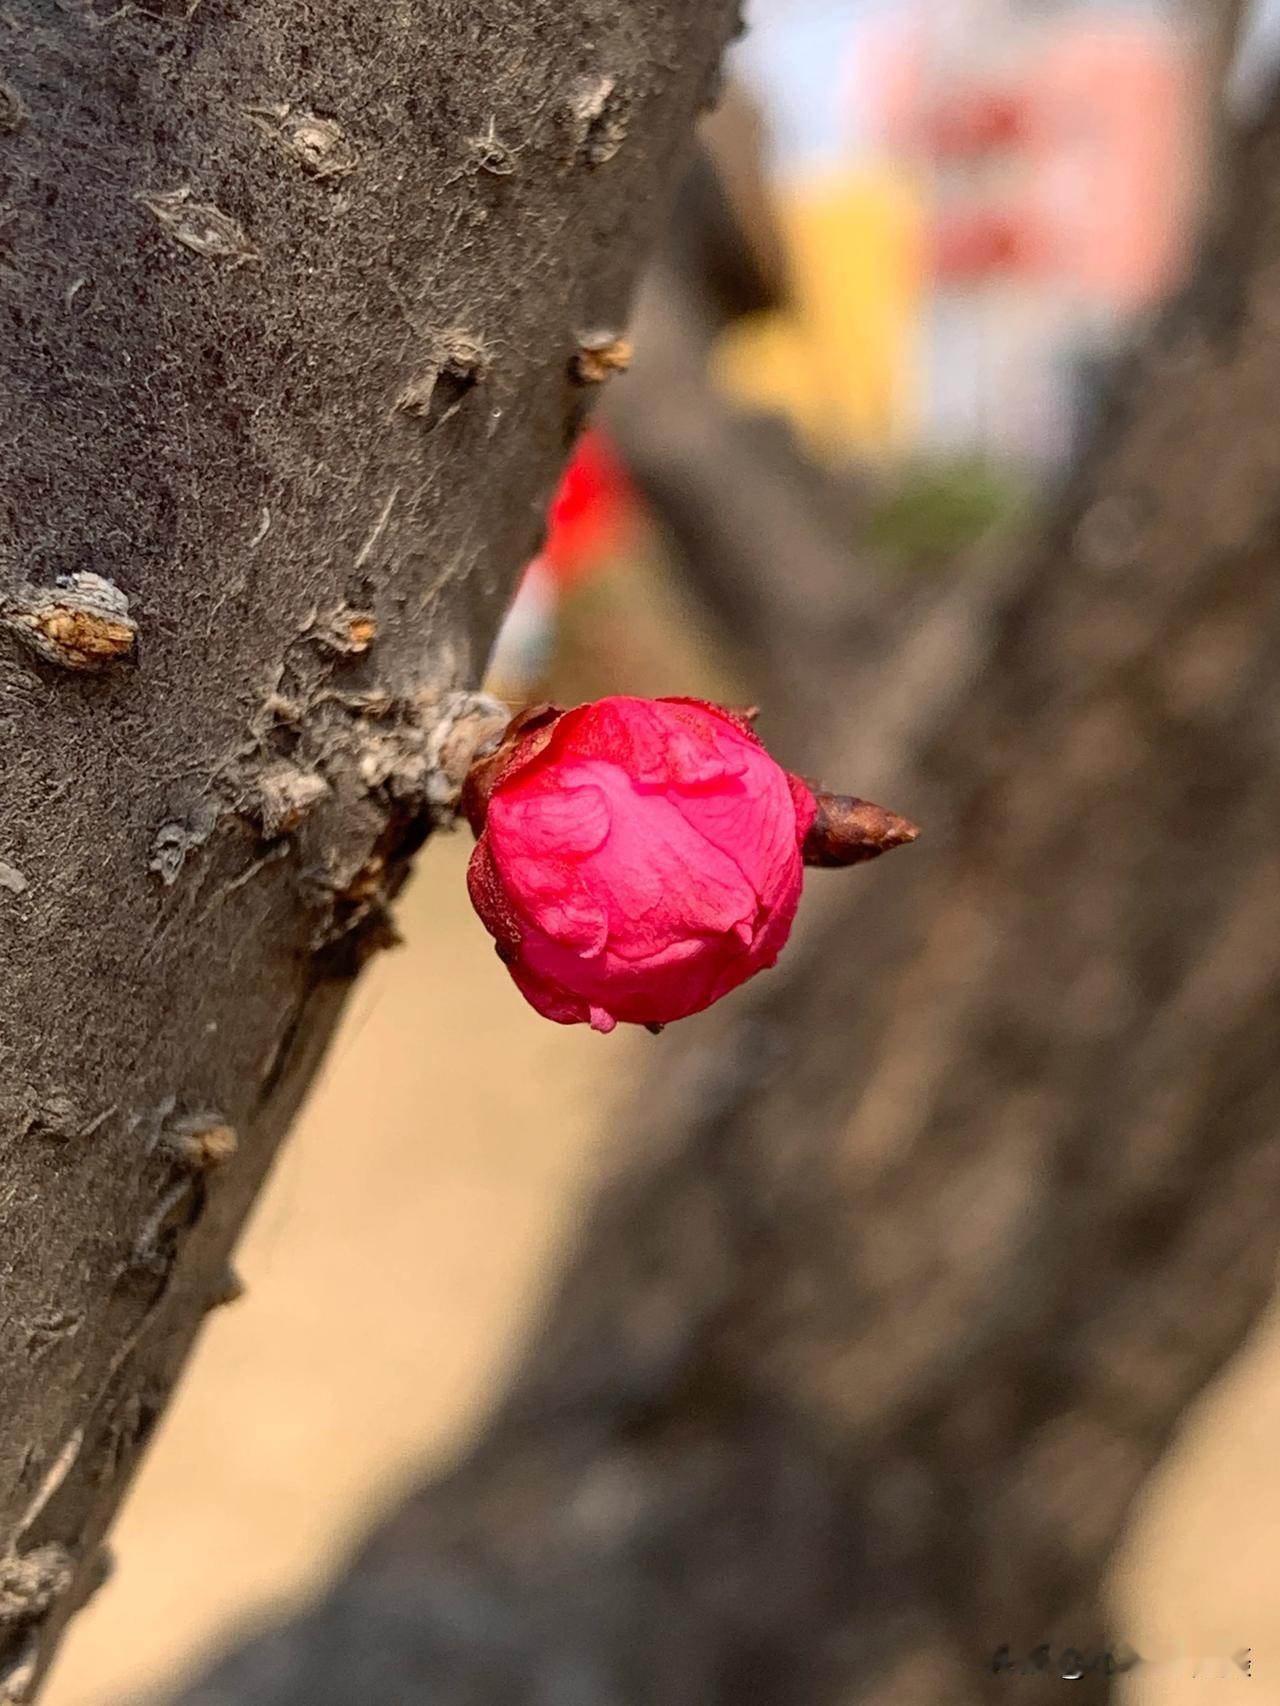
top-left (0, 3), bottom-right (740, 1696)
top-left (168, 59), bottom-right (1280, 1706)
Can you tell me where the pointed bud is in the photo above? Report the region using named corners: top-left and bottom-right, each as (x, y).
top-left (801, 792), bottom-right (919, 868)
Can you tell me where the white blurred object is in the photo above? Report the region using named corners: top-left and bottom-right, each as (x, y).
top-left (1231, 0), bottom-right (1280, 117)
top-left (735, 0), bottom-right (885, 172)
top-left (486, 558), bottom-right (557, 698)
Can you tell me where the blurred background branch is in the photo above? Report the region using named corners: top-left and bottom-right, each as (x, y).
top-left (600, 91), bottom-right (918, 742)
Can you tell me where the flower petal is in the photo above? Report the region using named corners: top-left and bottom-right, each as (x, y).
top-left (487, 778), bottom-right (611, 954)
top-left (557, 696), bottom-right (747, 789)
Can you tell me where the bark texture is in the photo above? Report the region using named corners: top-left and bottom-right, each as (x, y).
top-left (169, 63), bottom-right (1280, 1706)
top-left (0, 2), bottom-right (740, 1695)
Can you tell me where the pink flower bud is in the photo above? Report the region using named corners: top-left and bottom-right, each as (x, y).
top-left (464, 696), bottom-right (817, 1033)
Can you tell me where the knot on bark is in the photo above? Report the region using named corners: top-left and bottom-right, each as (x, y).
top-left (1, 574), bottom-right (137, 672)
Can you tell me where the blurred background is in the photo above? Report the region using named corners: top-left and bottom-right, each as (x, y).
top-left (42, 2), bottom-right (1280, 1702)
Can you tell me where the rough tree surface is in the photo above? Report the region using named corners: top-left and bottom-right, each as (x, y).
top-left (168, 55), bottom-right (1280, 1706)
top-left (0, 1), bottom-right (740, 1694)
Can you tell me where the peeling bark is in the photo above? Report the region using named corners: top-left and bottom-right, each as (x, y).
top-left (0, 2), bottom-right (741, 1693)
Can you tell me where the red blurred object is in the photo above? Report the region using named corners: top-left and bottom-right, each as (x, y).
top-left (921, 88), bottom-right (1031, 157)
top-left (541, 427), bottom-right (638, 587)
top-left (932, 209), bottom-right (1046, 282)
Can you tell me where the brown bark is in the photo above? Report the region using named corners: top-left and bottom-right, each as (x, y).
top-left (0, 2), bottom-right (741, 1696)
top-left (167, 54), bottom-right (1280, 1706)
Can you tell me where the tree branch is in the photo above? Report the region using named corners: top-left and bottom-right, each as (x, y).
top-left (0, 2), bottom-right (741, 1694)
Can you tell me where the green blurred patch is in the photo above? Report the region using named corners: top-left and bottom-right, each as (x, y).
top-left (864, 460), bottom-right (1028, 568)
